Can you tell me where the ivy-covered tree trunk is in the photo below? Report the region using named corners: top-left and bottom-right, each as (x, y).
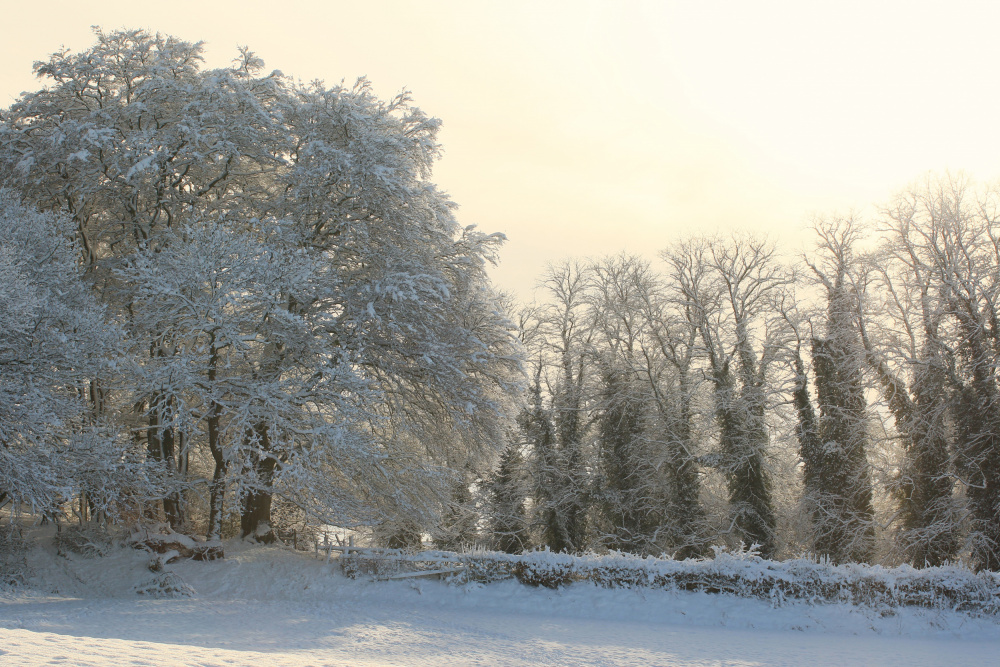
top-left (528, 396), bottom-right (573, 553)
top-left (951, 312), bottom-right (1000, 571)
top-left (713, 364), bottom-right (776, 557)
top-left (802, 218), bottom-right (876, 564)
top-left (898, 349), bottom-right (961, 567)
top-left (597, 368), bottom-right (657, 554)
top-left (808, 335), bottom-right (875, 564)
top-left (663, 366), bottom-right (707, 559)
top-left (550, 353), bottom-right (589, 553)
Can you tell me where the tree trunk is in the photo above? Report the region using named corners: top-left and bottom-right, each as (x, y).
top-left (206, 399), bottom-right (226, 541)
top-left (147, 393), bottom-right (185, 530)
top-left (240, 476), bottom-right (276, 543)
top-left (240, 423), bottom-right (277, 542)
top-left (205, 342), bottom-right (227, 542)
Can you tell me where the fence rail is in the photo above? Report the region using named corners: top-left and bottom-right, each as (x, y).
top-left (317, 536), bottom-right (465, 579)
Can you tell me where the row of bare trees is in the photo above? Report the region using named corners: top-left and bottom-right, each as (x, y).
top-left (482, 174), bottom-right (1000, 571)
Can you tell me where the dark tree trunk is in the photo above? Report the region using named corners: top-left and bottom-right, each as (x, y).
top-left (656, 362), bottom-right (706, 560)
top-left (240, 481), bottom-right (276, 543)
top-left (205, 341), bottom-right (227, 542)
top-left (240, 423), bottom-right (277, 543)
top-left (809, 336), bottom-right (875, 564)
top-left (598, 367), bottom-right (657, 555)
top-left (206, 398), bottom-right (226, 541)
top-left (951, 315), bottom-right (1000, 571)
top-left (711, 363), bottom-right (776, 558)
top-left (147, 393), bottom-right (185, 530)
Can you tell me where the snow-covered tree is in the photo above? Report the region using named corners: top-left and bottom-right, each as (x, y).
top-left (630, 258), bottom-right (709, 558)
top-left (0, 28), bottom-right (522, 538)
top-left (872, 175), bottom-right (1000, 570)
top-left (802, 218), bottom-right (876, 564)
top-left (483, 440), bottom-right (530, 554)
top-left (856, 187), bottom-right (964, 567)
top-left (0, 191), bottom-right (148, 518)
top-left (664, 237), bottom-right (785, 558)
top-left (593, 363), bottom-right (659, 553)
top-left (529, 263), bottom-right (592, 553)
top-left (588, 255), bottom-right (682, 555)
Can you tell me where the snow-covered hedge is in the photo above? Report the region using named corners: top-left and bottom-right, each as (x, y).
top-left (459, 548), bottom-right (1000, 613)
top-left (342, 546), bottom-right (1000, 614)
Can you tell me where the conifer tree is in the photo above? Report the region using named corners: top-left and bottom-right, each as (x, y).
top-left (434, 467), bottom-right (480, 552)
top-left (484, 441), bottom-right (530, 554)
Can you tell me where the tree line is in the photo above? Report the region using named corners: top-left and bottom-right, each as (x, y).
top-left (480, 177), bottom-right (1000, 572)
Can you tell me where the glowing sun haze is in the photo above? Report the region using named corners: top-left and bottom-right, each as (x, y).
top-left (2, 0), bottom-right (998, 300)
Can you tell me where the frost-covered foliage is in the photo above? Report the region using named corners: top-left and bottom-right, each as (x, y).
top-left (489, 180), bottom-right (1000, 571)
top-left (0, 28), bottom-right (522, 538)
top-left (53, 524), bottom-right (117, 558)
top-left (457, 549), bottom-right (1000, 614)
top-left (801, 219), bottom-right (876, 564)
top-left (0, 192), bottom-right (149, 517)
top-left (0, 524), bottom-right (29, 587)
top-left (134, 570), bottom-right (196, 598)
top-left (482, 441), bottom-right (530, 554)
top-left (335, 544), bottom-right (1000, 614)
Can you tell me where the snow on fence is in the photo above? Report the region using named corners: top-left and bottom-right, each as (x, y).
top-left (330, 543), bottom-right (1000, 614)
top-left (319, 536), bottom-right (465, 580)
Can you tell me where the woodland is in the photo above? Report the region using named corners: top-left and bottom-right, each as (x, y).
top-left (3, 28), bottom-right (1000, 577)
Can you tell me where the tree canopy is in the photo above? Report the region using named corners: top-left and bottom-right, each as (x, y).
top-left (0, 28), bottom-right (522, 538)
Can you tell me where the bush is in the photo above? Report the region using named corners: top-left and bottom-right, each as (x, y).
top-left (134, 571), bottom-right (195, 598)
top-left (0, 524), bottom-right (29, 587)
top-left (340, 551), bottom-right (404, 579)
top-left (54, 524), bottom-right (116, 557)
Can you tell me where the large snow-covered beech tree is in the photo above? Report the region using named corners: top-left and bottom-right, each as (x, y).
top-left (0, 28), bottom-right (522, 539)
top-left (0, 191), bottom-right (150, 517)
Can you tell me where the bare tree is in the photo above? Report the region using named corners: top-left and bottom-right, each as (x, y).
top-left (859, 183), bottom-right (965, 567)
top-left (528, 262), bottom-right (593, 553)
top-left (663, 235), bottom-right (786, 557)
top-left (874, 175), bottom-right (1000, 570)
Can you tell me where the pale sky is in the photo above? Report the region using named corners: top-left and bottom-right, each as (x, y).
top-left (3, 0), bottom-right (999, 300)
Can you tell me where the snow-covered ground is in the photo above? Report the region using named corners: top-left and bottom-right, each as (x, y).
top-left (2, 532), bottom-right (999, 666)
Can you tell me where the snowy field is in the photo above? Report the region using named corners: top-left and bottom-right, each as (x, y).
top-left (2, 535), bottom-right (999, 666)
